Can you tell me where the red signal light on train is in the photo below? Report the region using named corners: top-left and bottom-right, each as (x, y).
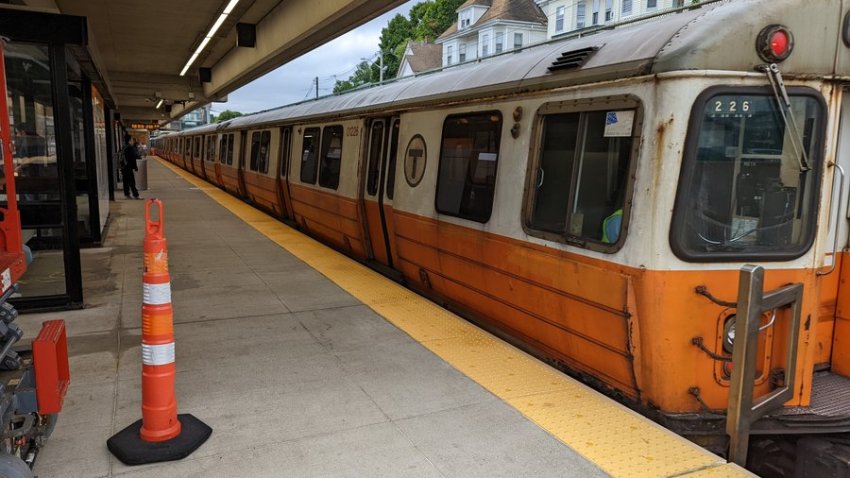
top-left (757, 25), bottom-right (794, 63)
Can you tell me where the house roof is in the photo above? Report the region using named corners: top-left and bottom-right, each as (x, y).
top-left (401, 41), bottom-right (443, 75)
top-left (478, 0), bottom-right (547, 25)
top-left (458, 0), bottom-right (492, 8)
top-left (437, 0), bottom-right (547, 41)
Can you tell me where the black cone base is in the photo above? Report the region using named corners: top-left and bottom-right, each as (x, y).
top-left (107, 414), bottom-right (212, 466)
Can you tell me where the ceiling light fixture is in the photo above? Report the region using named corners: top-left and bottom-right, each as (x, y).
top-left (156, 99), bottom-right (164, 109)
top-left (179, 0), bottom-right (241, 77)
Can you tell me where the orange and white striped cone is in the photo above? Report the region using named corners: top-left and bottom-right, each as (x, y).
top-left (107, 199), bottom-right (212, 466)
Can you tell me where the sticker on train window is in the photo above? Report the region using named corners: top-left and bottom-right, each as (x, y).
top-left (603, 110), bottom-right (635, 137)
top-left (404, 135), bottom-right (427, 187)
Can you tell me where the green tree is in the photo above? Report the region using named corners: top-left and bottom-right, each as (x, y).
top-left (333, 60), bottom-right (379, 94)
top-left (414, 0), bottom-right (464, 42)
top-left (216, 110), bottom-right (243, 122)
top-left (334, 0), bottom-right (465, 93)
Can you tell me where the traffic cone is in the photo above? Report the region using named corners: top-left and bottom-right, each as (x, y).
top-left (107, 199), bottom-right (212, 466)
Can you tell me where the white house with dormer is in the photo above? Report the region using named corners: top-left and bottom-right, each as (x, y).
top-left (435, 0), bottom-right (548, 68)
top-left (536, 0), bottom-right (693, 39)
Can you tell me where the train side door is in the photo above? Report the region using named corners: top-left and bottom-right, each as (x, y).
top-left (361, 118), bottom-right (401, 268)
top-left (237, 130), bottom-right (248, 197)
top-left (276, 126), bottom-right (295, 222)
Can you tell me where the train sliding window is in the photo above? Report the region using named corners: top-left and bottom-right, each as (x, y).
top-left (670, 87), bottom-right (825, 261)
top-left (318, 125), bottom-right (343, 190)
top-left (249, 131), bottom-right (271, 173)
top-left (436, 112), bottom-right (503, 223)
top-left (300, 127), bottom-right (321, 184)
top-left (524, 100), bottom-right (640, 251)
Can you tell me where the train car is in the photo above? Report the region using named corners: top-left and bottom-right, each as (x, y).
top-left (159, 1), bottom-right (850, 474)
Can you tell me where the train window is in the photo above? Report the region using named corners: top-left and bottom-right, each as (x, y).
top-left (526, 106), bottom-right (637, 250)
top-left (205, 136), bottom-right (215, 162)
top-left (435, 112), bottom-right (502, 223)
top-left (319, 125), bottom-right (343, 190)
top-left (300, 127), bottom-right (321, 184)
top-left (249, 132), bottom-right (261, 172)
top-left (227, 134), bottom-right (235, 165)
top-left (366, 121), bottom-right (384, 196)
top-left (280, 128), bottom-right (292, 177)
top-left (219, 135), bottom-right (227, 163)
top-left (259, 131), bottom-right (271, 174)
top-left (671, 87), bottom-right (825, 261)
top-left (193, 137), bottom-right (201, 159)
top-left (248, 131), bottom-right (271, 173)
top-left (386, 119), bottom-right (400, 200)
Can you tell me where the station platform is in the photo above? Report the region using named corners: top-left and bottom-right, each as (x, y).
top-left (18, 159), bottom-right (755, 478)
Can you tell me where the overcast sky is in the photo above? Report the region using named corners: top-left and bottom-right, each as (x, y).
top-left (213, 1), bottom-right (415, 115)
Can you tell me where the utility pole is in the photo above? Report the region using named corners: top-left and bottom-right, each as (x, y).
top-left (379, 51), bottom-right (384, 84)
top-left (315, 76), bottom-right (319, 99)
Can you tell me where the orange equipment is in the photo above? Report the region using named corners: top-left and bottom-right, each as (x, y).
top-left (107, 200), bottom-right (211, 466)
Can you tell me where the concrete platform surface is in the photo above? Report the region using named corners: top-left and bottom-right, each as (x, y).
top-left (17, 161), bottom-right (612, 478)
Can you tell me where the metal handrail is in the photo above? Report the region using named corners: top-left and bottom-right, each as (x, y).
top-left (818, 162), bottom-right (845, 276)
top-left (726, 265), bottom-right (803, 466)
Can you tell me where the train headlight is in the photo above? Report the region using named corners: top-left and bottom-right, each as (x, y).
top-left (722, 315), bottom-right (736, 354)
top-left (757, 25), bottom-right (794, 63)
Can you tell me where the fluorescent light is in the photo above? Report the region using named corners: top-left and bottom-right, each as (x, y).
top-left (179, 0), bottom-right (241, 76)
top-left (156, 99), bottom-right (164, 109)
top-left (208, 13), bottom-right (228, 39)
top-left (223, 0), bottom-right (240, 14)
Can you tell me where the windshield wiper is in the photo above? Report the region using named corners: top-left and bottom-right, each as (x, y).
top-left (760, 63), bottom-right (811, 172)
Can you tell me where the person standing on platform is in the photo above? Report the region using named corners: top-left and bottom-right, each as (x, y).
top-left (122, 136), bottom-right (141, 199)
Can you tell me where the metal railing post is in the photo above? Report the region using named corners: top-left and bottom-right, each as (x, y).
top-left (726, 265), bottom-right (803, 467)
top-left (727, 264), bottom-right (763, 466)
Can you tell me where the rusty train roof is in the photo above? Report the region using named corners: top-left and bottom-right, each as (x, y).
top-left (165, 0), bottom-right (846, 137)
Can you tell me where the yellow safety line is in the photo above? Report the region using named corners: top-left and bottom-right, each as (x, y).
top-left (155, 158), bottom-right (754, 478)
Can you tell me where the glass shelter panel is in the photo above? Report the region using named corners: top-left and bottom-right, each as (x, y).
top-left (4, 42), bottom-right (66, 297)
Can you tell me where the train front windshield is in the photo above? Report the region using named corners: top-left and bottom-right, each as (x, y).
top-left (672, 89), bottom-right (824, 261)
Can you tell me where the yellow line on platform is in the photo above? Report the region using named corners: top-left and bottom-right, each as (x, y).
top-left (155, 158), bottom-right (753, 478)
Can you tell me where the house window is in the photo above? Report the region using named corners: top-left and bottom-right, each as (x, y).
top-left (318, 125), bottom-right (343, 190)
top-left (300, 127), bottom-right (321, 184)
top-left (576, 1), bottom-right (586, 28)
top-left (605, 0), bottom-right (613, 21)
top-left (435, 112), bottom-right (502, 223)
top-left (459, 43), bottom-right (467, 62)
top-left (592, 0), bottom-right (599, 25)
top-left (514, 33), bottom-right (523, 49)
top-left (674, 0), bottom-right (684, 6)
top-left (647, 0), bottom-right (657, 9)
top-left (556, 6), bottom-right (565, 32)
top-left (526, 105), bottom-right (639, 250)
top-left (495, 32), bottom-right (504, 53)
top-left (447, 45), bottom-right (454, 65)
top-left (482, 33), bottom-right (490, 56)
top-left (622, 0), bottom-right (632, 16)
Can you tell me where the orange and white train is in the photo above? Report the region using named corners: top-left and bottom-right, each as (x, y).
top-left (153, 0), bottom-right (850, 474)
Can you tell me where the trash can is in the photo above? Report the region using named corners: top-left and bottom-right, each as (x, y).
top-left (136, 158), bottom-right (149, 191)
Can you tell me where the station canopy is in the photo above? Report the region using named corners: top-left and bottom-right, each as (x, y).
top-left (6, 0), bottom-right (404, 125)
